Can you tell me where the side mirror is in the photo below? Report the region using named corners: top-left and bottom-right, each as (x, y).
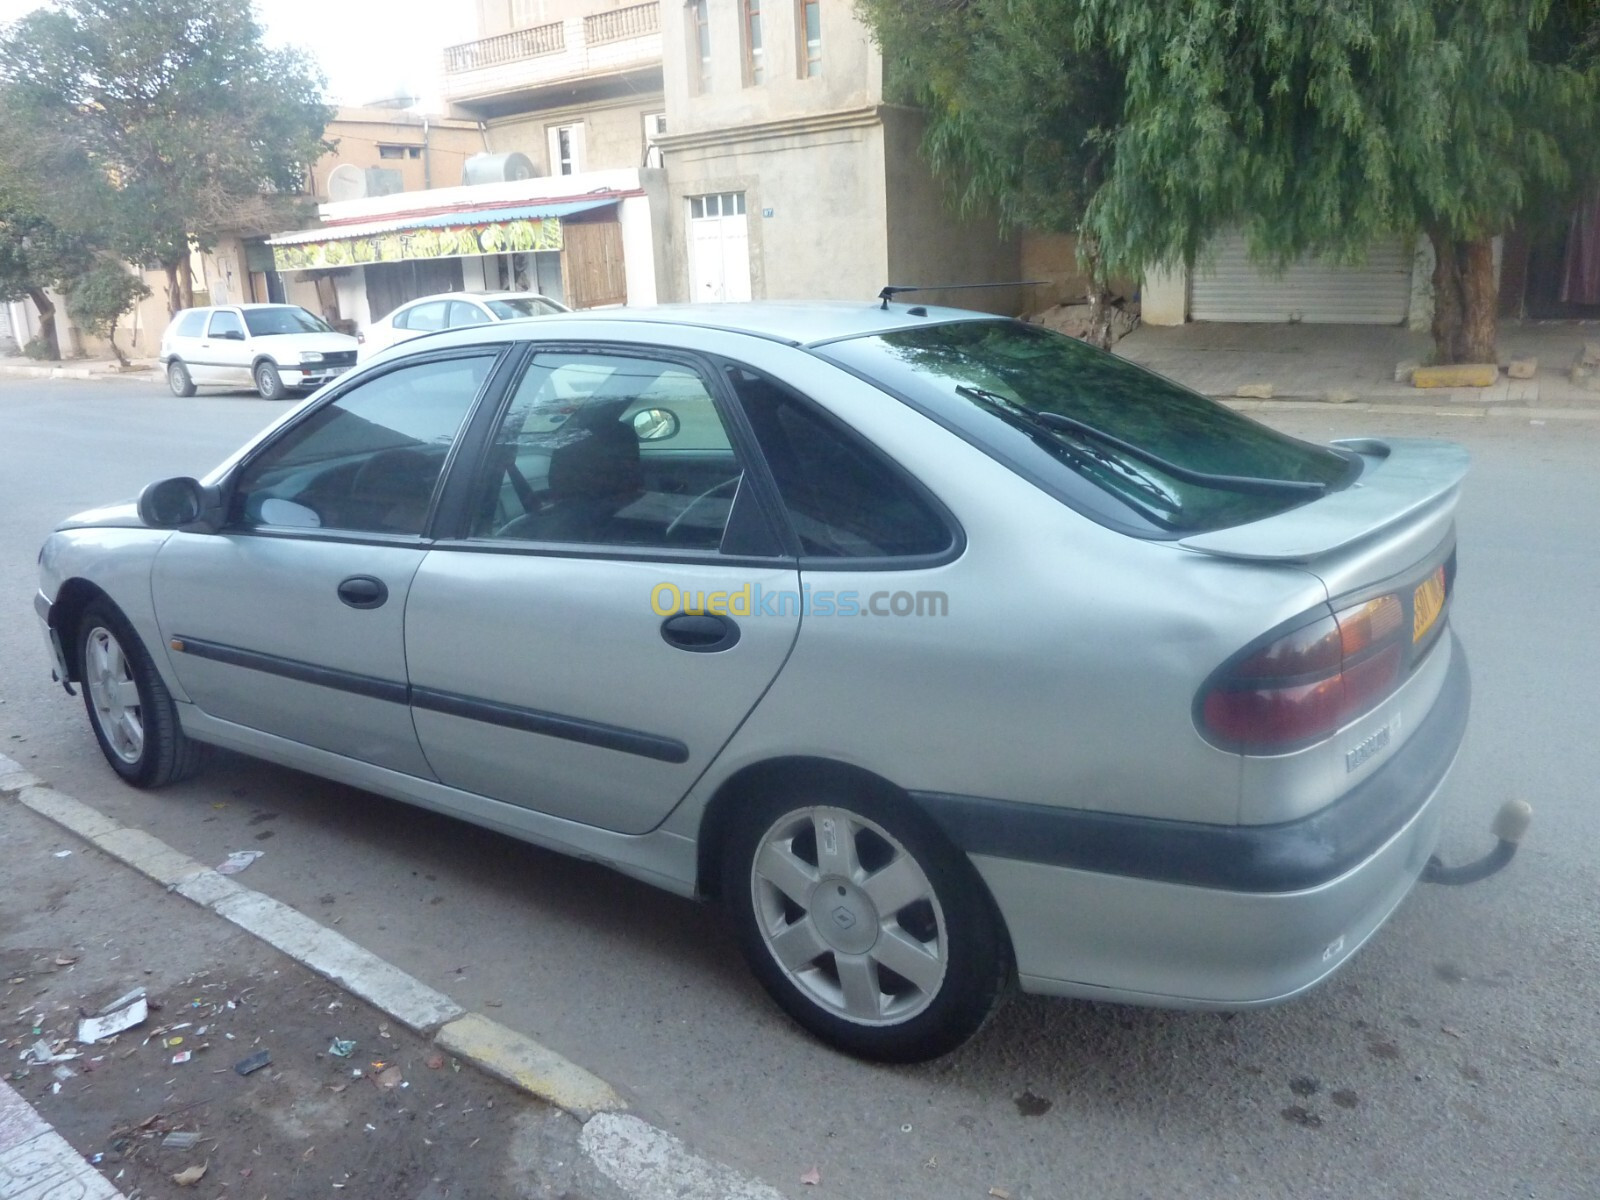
top-left (137, 476), bottom-right (218, 532)
top-left (223, 329), bottom-right (246, 341)
top-left (630, 407), bottom-right (680, 442)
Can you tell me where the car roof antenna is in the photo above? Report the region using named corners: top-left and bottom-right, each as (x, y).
top-left (877, 282), bottom-right (1047, 310)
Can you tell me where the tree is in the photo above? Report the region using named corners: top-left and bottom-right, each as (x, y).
top-left (0, 116), bottom-right (106, 359)
top-left (857, 0), bottom-right (1600, 364)
top-left (0, 0), bottom-right (331, 315)
top-left (861, 0), bottom-right (1127, 342)
top-left (65, 259), bottom-right (150, 367)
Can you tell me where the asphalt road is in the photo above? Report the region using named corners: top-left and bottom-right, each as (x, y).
top-left (1, 377), bottom-right (1595, 1200)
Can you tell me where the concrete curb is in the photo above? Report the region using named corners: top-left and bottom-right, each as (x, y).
top-left (0, 758), bottom-right (615, 1121)
top-left (0, 361), bottom-right (159, 384)
top-left (0, 754), bottom-right (783, 1199)
top-left (1217, 396), bottom-right (1600, 420)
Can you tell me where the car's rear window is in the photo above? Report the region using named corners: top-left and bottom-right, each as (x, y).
top-left (817, 321), bottom-right (1357, 534)
top-left (243, 307), bottom-right (331, 337)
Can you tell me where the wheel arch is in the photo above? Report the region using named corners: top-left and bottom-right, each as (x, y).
top-left (694, 754), bottom-right (1007, 934)
top-left (49, 578), bottom-right (114, 681)
top-left (250, 354), bottom-right (281, 373)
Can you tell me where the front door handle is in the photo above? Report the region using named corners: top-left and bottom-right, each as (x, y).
top-left (660, 613), bottom-right (740, 653)
top-left (337, 575), bottom-right (388, 609)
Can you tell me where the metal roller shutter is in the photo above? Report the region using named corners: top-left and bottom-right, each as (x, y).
top-left (1190, 232), bottom-right (1413, 324)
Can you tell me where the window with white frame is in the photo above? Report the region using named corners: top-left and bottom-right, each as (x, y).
top-left (547, 123), bottom-right (584, 176)
top-left (689, 0), bottom-right (711, 93)
top-left (742, 0), bottom-right (764, 86)
top-left (796, 0), bottom-right (820, 76)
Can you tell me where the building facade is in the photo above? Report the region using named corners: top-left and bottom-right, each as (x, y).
top-left (656, 0), bottom-right (1017, 309)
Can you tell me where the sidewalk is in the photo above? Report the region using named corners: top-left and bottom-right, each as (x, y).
top-left (0, 754), bottom-right (786, 1200)
top-left (0, 356), bottom-right (159, 385)
top-left (1114, 319), bottom-right (1600, 410)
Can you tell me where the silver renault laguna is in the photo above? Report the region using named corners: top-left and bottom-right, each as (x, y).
top-left (36, 301), bottom-right (1505, 1061)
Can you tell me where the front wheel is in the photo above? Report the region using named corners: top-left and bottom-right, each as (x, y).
top-left (167, 360), bottom-right (196, 397)
top-left (77, 600), bottom-right (202, 788)
top-left (253, 360), bottom-right (286, 400)
top-left (722, 785), bottom-right (1011, 1062)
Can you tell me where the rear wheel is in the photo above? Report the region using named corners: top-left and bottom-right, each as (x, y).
top-left (77, 600), bottom-right (202, 787)
top-left (166, 360), bottom-right (196, 397)
top-left (722, 783), bottom-right (1010, 1062)
top-left (253, 360), bottom-right (285, 400)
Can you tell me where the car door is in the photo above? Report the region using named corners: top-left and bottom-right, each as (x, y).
top-left (202, 309), bottom-right (252, 387)
top-left (404, 346), bottom-right (801, 835)
top-left (150, 351), bottom-right (502, 776)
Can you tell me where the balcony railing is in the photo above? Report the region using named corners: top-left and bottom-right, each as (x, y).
top-left (444, 21), bottom-right (566, 75)
top-left (585, 3), bottom-right (659, 45)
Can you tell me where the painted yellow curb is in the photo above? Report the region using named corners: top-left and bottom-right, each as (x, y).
top-left (436, 1013), bottom-right (626, 1119)
top-left (1413, 364), bottom-right (1498, 388)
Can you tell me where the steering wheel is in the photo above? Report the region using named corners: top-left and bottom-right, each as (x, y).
top-left (665, 475), bottom-right (742, 542)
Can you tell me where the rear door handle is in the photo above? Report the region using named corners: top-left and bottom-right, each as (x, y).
top-left (337, 575), bottom-right (388, 609)
top-left (660, 613), bottom-right (740, 653)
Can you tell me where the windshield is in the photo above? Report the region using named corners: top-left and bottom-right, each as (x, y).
top-left (242, 307), bottom-right (332, 337)
top-left (486, 297), bottom-right (565, 319)
top-left (818, 321), bottom-right (1356, 534)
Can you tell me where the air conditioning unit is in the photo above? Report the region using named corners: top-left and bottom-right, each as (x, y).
top-left (326, 165), bottom-right (406, 202)
top-left (462, 152), bottom-right (539, 186)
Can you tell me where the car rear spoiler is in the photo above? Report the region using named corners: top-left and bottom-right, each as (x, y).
top-left (1178, 439), bottom-right (1471, 563)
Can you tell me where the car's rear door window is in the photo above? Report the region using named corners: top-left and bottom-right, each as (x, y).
top-left (467, 351), bottom-right (753, 552)
top-left (818, 321), bottom-right (1357, 534)
top-left (403, 301), bottom-right (450, 333)
top-left (175, 311), bottom-right (206, 337)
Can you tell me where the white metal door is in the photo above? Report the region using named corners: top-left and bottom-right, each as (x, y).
top-left (689, 192), bottom-right (751, 303)
top-left (1190, 232), bottom-right (1413, 324)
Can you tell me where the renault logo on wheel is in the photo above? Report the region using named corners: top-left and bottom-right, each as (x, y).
top-left (832, 907), bottom-right (857, 930)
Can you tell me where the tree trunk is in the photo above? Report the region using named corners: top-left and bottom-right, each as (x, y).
top-left (164, 262), bottom-right (181, 315)
top-left (25, 286), bottom-right (59, 360)
top-left (179, 256), bottom-right (194, 311)
top-left (1458, 237), bottom-right (1498, 364)
top-left (1082, 237), bottom-right (1114, 350)
top-left (105, 328), bottom-right (128, 368)
top-left (1427, 228), bottom-right (1465, 365)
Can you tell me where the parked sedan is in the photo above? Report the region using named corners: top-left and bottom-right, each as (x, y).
top-left (160, 304), bottom-right (359, 399)
top-left (357, 290), bottom-right (569, 362)
top-left (38, 302), bottom-right (1486, 1061)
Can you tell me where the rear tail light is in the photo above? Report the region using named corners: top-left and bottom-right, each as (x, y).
top-left (1201, 594), bottom-right (1408, 753)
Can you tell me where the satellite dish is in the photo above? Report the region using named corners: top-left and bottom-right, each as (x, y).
top-left (462, 152), bottom-right (539, 186)
top-left (327, 163), bottom-right (368, 202)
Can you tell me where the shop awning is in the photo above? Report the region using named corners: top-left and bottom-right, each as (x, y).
top-left (267, 197), bottom-right (617, 272)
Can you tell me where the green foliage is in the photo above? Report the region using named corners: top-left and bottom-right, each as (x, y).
top-left (856, 0), bottom-right (1600, 357)
top-left (66, 260), bottom-right (150, 343)
top-left (0, 0), bottom-right (331, 273)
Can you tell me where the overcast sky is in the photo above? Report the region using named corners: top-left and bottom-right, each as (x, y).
top-left (0, 0), bottom-right (455, 110)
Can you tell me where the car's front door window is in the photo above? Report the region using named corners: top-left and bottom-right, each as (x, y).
top-left (469, 351), bottom-right (745, 551)
top-left (207, 310), bottom-right (245, 340)
top-left (449, 301), bottom-right (491, 328)
top-left (230, 355), bottom-right (495, 536)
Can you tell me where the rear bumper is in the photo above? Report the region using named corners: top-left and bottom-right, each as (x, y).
top-left (918, 632), bottom-right (1470, 1006)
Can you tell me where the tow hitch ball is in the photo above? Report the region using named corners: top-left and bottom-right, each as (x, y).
top-left (1421, 799), bottom-right (1532, 886)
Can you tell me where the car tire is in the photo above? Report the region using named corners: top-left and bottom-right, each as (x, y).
top-left (722, 781), bottom-right (1011, 1062)
top-left (77, 600), bottom-right (203, 788)
top-left (167, 360), bottom-right (196, 397)
top-left (253, 360), bottom-right (286, 400)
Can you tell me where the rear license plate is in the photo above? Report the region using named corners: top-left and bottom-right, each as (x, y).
top-left (1413, 566), bottom-right (1447, 642)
